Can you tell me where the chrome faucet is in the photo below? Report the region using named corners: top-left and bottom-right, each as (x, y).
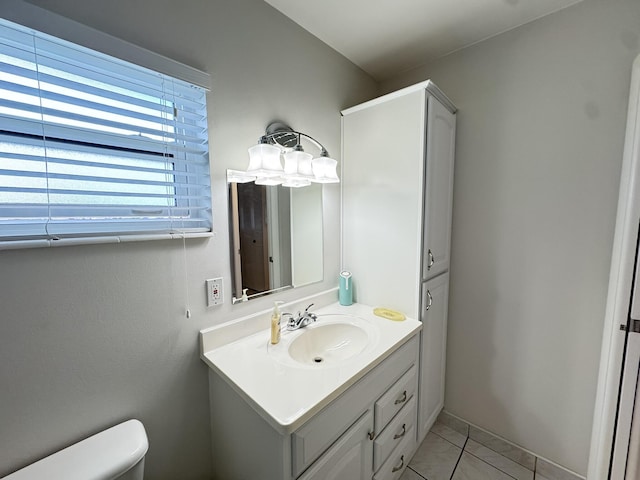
top-left (284, 303), bottom-right (318, 331)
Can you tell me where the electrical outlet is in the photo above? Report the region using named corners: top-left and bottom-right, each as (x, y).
top-left (205, 277), bottom-right (223, 306)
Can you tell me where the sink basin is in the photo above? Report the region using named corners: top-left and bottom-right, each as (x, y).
top-left (266, 313), bottom-right (381, 367)
top-left (288, 323), bottom-right (369, 365)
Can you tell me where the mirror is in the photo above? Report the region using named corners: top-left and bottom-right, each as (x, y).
top-left (228, 173), bottom-right (323, 302)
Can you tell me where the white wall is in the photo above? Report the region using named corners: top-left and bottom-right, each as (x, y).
top-left (381, 0), bottom-right (640, 475)
top-left (0, 1), bottom-right (377, 478)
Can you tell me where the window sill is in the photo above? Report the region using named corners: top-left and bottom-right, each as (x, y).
top-left (0, 231), bottom-right (213, 250)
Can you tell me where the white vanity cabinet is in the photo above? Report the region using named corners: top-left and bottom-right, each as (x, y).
top-left (342, 81), bottom-right (456, 445)
top-left (206, 331), bottom-right (420, 480)
top-left (297, 409), bottom-right (374, 480)
top-left (294, 333), bottom-right (419, 480)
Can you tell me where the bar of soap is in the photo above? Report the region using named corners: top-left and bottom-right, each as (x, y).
top-left (373, 307), bottom-right (406, 321)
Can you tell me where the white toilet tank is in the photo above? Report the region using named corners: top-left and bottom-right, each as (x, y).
top-left (4, 419), bottom-right (148, 480)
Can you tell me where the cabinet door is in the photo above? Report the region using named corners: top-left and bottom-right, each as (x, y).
top-left (422, 95), bottom-right (456, 280)
top-left (418, 272), bottom-right (450, 442)
top-left (298, 409), bottom-right (374, 480)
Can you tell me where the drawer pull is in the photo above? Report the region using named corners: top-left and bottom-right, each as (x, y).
top-left (428, 249), bottom-right (434, 269)
top-left (394, 390), bottom-right (407, 405)
top-left (368, 430), bottom-right (375, 440)
top-left (391, 455), bottom-right (405, 473)
top-left (393, 423), bottom-right (406, 440)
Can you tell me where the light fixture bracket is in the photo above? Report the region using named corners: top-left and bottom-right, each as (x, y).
top-left (266, 122), bottom-right (298, 149)
top-left (265, 121), bottom-right (328, 155)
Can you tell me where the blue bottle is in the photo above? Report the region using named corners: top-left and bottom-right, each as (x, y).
top-left (339, 271), bottom-right (353, 306)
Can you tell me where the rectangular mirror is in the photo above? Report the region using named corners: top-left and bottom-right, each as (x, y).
top-left (228, 172), bottom-right (323, 302)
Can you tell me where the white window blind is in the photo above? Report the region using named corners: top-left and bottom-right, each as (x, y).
top-left (0, 18), bottom-right (211, 248)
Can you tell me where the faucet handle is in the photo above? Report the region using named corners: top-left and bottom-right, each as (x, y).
top-left (303, 304), bottom-right (317, 323)
top-left (282, 312), bottom-right (294, 325)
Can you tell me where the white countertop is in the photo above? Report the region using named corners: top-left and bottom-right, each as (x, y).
top-left (200, 302), bottom-right (421, 434)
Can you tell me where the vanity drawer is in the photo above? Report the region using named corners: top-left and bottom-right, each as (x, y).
top-left (374, 364), bottom-right (417, 434)
top-left (373, 424), bottom-right (415, 480)
top-left (374, 395), bottom-right (416, 471)
top-left (292, 335), bottom-right (419, 478)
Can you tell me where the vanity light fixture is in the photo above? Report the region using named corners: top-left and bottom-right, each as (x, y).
top-left (239, 122), bottom-right (340, 187)
top-left (226, 169), bottom-right (256, 183)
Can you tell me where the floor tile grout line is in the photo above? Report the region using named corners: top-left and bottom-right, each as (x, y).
top-left (407, 465), bottom-right (428, 479)
top-left (467, 435), bottom-right (535, 472)
top-left (462, 448), bottom-right (521, 480)
top-left (429, 422), bottom-right (537, 480)
top-left (448, 435), bottom-right (468, 480)
top-left (429, 427), bottom-right (465, 449)
top-left (412, 425), bottom-right (533, 480)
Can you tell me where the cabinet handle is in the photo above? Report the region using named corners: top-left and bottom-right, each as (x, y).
top-left (425, 290), bottom-right (432, 311)
top-left (391, 455), bottom-right (405, 473)
top-left (428, 249), bottom-right (434, 269)
top-left (393, 423), bottom-right (406, 440)
top-left (368, 430), bottom-right (375, 440)
top-left (394, 390), bottom-right (407, 405)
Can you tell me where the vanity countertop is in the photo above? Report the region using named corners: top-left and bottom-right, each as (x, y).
top-left (200, 301), bottom-right (421, 434)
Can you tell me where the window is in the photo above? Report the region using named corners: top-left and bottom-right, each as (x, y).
top-left (0, 18), bottom-right (211, 248)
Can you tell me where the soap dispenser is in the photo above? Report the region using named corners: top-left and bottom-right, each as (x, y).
top-left (339, 271), bottom-right (353, 306)
top-left (270, 301), bottom-right (284, 344)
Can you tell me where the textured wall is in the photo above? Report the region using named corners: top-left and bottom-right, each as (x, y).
top-left (0, 1), bottom-right (376, 478)
top-left (381, 0), bottom-right (640, 474)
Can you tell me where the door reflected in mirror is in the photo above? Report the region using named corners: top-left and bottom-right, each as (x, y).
top-left (228, 172), bottom-right (323, 302)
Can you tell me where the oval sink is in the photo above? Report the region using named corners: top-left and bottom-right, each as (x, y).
top-left (288, 322), bottom-right (369, 365)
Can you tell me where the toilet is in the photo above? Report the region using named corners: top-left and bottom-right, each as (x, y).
top-left (4, 419), bottom-right (148, 480)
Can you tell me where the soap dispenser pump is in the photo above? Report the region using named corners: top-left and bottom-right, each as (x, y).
top-left (270, 301), bottom-right (284, 344)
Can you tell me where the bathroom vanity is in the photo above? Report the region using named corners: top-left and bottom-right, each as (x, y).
top-left (200, 300), bottom-right (421, 480)
top-left (202, 81), bottom-right (454, 479)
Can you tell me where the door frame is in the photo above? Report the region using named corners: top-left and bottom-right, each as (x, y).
top-left (588, 53), bottom-right (640, 479)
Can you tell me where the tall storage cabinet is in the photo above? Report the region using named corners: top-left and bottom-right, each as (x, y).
top-left (342, 81), bottom-right (456, 445)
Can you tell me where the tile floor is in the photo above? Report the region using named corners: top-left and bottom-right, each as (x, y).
top-left (399, 414), bottom-right (564, 480)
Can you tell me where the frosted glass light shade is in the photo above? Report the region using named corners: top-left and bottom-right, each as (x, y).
top-left (255, 176), bottom-right (283, 186)
top-left (298, 154), bottom-right (314, 178)
top-left (247, 143), bottom-right (283, 177)
top-left (283, 150), bottom-right (313, 180)
top-left (282, 177), bottom-right (311, 188)
top-left (226, 169), bottom-right (257, 183)
top-left (311, 156), bottom-right (340, 183)
top-left (283, 151), bottom-right (299, 176)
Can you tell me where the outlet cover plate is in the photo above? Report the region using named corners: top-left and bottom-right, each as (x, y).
top-left (206, 277), bottom-right (223, 306)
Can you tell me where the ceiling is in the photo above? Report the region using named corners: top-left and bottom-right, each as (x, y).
top-left (264, 0), bottom-right (585, 81)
